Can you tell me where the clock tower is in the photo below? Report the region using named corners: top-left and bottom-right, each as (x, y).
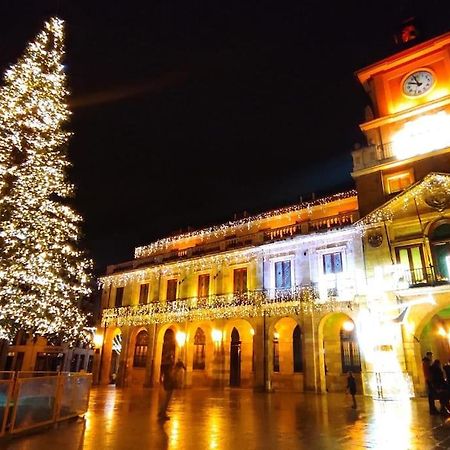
top-left (351, 31), bottom-right (450, 217)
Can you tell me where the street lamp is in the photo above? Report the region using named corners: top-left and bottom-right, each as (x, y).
top-left (176, 331), bottom-right (187, 347)
top-left (212, 329), bottom-right (222, 343)
top-left (93, 332), bottom-right (104, 348)
top-left (343, 320), bottom-right (355, 332)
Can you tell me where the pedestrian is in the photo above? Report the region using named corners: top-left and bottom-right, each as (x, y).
top-left (346, 371), bottom-right (357, 409)
top-left (422, 351), bottom-right (439, 415)
top-left (158, 354), bottom-right (175, 421)
top-left (443, 361), bottom-right (450, 385)
top-left (174, 358), bottom-right (186, 389)
top-left (430, 359), bottom-right (450, 415)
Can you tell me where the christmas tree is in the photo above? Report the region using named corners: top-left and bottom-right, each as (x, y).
top-left (0, 18), bottom-right (92, 345)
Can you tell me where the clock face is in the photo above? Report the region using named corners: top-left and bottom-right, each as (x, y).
top-left (402, 70), bottom-right (435, 97)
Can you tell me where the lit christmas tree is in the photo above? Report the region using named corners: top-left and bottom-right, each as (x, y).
top-left (0, 18), bottom-right (92, 345)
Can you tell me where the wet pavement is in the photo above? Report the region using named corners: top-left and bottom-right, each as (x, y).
top-left (3, 386), bottom-right (450, 450)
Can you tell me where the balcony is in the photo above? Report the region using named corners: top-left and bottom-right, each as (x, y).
top-left (399, 266), bottom-right (449, 288)
top-left (352, 143), bottom-right (395, 172)
top-left (101, 285), bottom-right (359, 327)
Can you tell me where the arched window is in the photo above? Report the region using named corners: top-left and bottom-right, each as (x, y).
top-left (133, 330), bottom-right (149, 368)
top-left (293, 325), bottom-right (303, 373)
top-left (340, 327), bottom-right (361, 373)
top-left (193, 328), bottom-right (206, 370)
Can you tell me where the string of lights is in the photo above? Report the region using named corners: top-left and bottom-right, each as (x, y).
top-left (101, 287), bottom-right (355, 327)
top-left (134, 190), bottom-right (357, 259)
top-left (0, 18), bottom-right (92, 344)
top-left (100, 227), bottom-right (360, 288)
top-left (358, 173), bottom-right (450, 226)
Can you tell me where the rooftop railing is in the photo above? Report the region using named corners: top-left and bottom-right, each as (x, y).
top-left (113, 211), bottom-right (358, 274)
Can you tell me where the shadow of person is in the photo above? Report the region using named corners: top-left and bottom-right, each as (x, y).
top-left (156, 418), bottom-right (169, 450)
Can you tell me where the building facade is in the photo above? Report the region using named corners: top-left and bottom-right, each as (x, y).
top-left (96, 31), bottom-right (450, 399)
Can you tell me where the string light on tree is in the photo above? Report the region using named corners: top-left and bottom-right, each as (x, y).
top-left (0, 18), bottom-right (92, 345)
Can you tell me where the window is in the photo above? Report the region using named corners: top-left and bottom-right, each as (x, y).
top-left (233, 268), bottom-right (247, 293)
top-left (430, 223), bottom-right (450, 280)
top-left (396, 245), bottom-right (425, 283)
top-left (275, 260), bottom-right (291, 290)
top-left (323, 252), bottom-right (343, 275)
top-left (198, 274), bottom-right (210, 298)
top-left (115, 287), bottom-right (124, 307)
top-left (139, 283), bottom-right (149, 304)
top-left (293, 325), bottom-right (303, 372)
top-left (193, 328), bottom-right (206, 370)
top-left (384, 169), bottom-right (414, 194)
top-left (340, 328), bottom-right (361, 373)
top-left (166, 279), bottom-right (178, 301)
top-left (133, 330), bottom-right (149, 367)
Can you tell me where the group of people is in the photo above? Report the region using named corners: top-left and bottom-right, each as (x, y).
top-left (422, 351), bottom-right (450, 415)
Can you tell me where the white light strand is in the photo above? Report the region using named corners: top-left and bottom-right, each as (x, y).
top-left (134, 190), bottom-right (357, 258)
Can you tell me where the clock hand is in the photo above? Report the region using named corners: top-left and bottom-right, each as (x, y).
top-left (412, 75), bottom-right (422, 86)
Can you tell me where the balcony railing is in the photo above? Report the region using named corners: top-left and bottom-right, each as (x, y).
top-left (102, 285), bottom-right (359, 327)
top-left (352, 143), bottom-right (395, 172)
top-left (399, 266), bottom-right (449, 288)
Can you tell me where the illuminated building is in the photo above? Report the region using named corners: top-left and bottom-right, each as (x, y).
top-left (97, 30), bottom-right (450, 398)
top-left (352, 30), bottom-right (450, 398)
top-left (97, 192), bottom-right (365, 393)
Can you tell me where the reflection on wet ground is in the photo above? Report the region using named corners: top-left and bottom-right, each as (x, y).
top-left (3, 386), bottom-right (450, 450)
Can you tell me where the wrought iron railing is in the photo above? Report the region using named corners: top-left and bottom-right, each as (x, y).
top-left (101, 285), bottom-right (358, 327)
top-left (401, 266), bottom-right (449, 288)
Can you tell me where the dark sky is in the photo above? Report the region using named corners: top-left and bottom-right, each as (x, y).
top-left (1, 1), bottom-right (450, 274)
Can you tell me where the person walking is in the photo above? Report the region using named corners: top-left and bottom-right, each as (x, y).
top-left (430, 359), bottom-right (450, 415)
top-left (422, 351), bottom-right (439, 415)
top-left (346, 371), bottom-right (357, 409)
top-left (158, 356), bottom-right (175, 421)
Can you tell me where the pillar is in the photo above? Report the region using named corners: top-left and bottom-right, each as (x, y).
top-left (302, 312), bottom-right (324, 392)
top-left (116, 326), bottom-right (131, 387)
top-left (143, 324), bottom-right (157, 387)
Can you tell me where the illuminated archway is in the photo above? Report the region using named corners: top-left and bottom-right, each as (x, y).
top-left (320, 313), bottom-right (360, 393)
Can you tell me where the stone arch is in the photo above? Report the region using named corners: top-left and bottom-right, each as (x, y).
top-left (410, 300), bottom-right (450, 391)
top-left (153, 323), bottom-right (181, 385)
top-left (269, 316), bottom-right (303, 391)
top-left (102, 327), bottom-right (122, 384)
top-left (224, 319), bottom-right (254, 388)
top-left (318, 312), bottom-right (360, 393)
top-left (185, 321), bottom-right (215, 387)
top-left (270, 317), bottom-right (299, 374)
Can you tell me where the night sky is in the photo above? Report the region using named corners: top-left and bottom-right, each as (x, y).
top-left (1, 1), bottom-right (450, 274)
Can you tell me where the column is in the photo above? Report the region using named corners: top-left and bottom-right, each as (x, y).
top-left (144, 323), bottom-right (157, 387)
top-left (302, 312), bottom-right (324, 392)
top-left (116, 326), bottom-right (131, 387)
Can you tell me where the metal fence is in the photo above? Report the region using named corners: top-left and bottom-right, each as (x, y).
top-left (0, 371), bottom-right (92, 437)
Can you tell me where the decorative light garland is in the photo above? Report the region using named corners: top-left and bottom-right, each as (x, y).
top-left (100, 227), bottom-right (361, 288)
top-left (134, 190), bottom-right (357, 259)
top-left (101, 287), bottom-right (356, 327)
top-left (358, 173), bottom-right (450, 226)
